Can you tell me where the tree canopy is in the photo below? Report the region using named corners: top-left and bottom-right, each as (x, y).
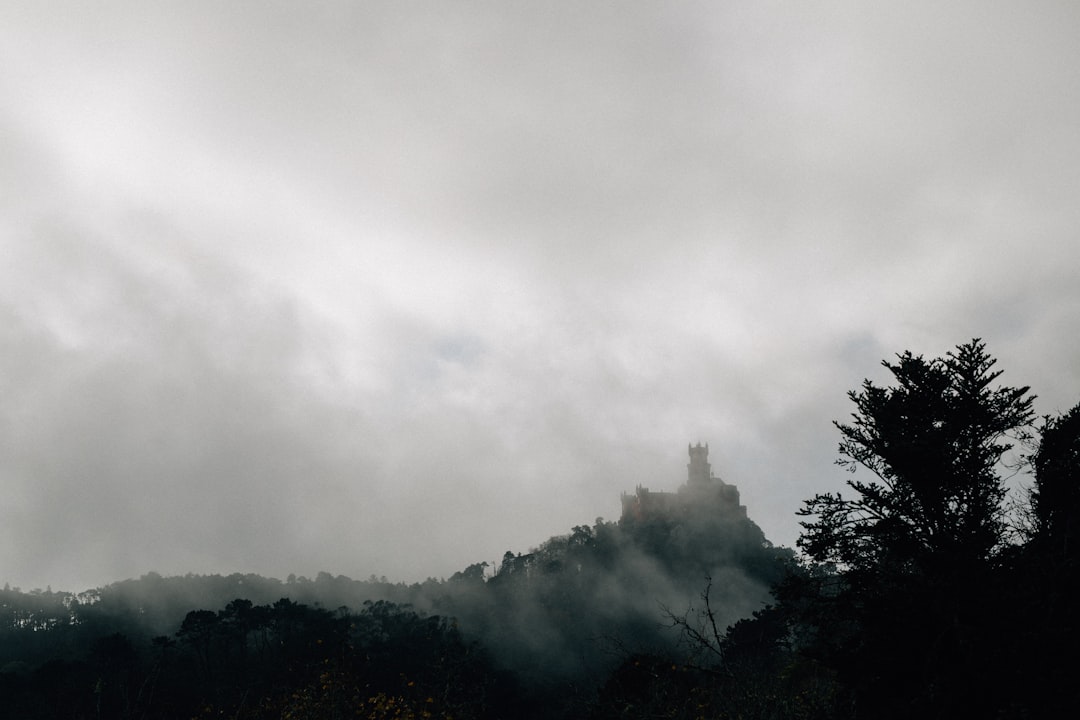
top-left (798, 339), bottom-right (1035, 572)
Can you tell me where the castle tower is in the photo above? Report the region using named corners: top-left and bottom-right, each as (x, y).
top-left (687, 442), bottom-right (711, 487)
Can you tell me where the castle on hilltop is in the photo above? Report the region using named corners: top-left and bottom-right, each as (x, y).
top-left (620, 443), bottom-right (746, 525)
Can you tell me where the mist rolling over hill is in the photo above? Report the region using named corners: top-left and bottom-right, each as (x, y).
top-left (3, 340), bottom-right (1079, 717)
top-left (2, 443), bottom-right (789, 717)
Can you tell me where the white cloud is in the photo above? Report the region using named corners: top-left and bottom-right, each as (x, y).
top-left (1, 1), bottom-right (1079, 590)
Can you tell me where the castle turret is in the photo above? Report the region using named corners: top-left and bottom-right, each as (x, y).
top-left (687, 442), bottom-right (711, 487)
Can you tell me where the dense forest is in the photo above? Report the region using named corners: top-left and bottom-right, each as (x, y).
top-left (2, 339), bottom-right (1077, 718)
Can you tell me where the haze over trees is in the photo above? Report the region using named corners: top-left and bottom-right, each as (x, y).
top-left (2, 339), bottom-right (1077, 718)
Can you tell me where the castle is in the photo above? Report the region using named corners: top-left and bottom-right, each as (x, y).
top-left (620, 443), bottom-right (746, 524)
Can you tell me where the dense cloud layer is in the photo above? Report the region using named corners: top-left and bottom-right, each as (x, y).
top-left (2, 1), bottom-right (1079, 591)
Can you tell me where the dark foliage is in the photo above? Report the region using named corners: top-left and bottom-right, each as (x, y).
top-left (798, 339), bottom-right (1034, 571)
top-left (1030, 401), bottom-right (1080, 557)
top-left (788, 341), bottom-right (1042, 718)
top-left (0, 595), bottom-right (506, 719)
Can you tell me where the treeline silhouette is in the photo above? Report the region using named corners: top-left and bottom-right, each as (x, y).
top-left (1, 592), bottom-right (510, 719)
top-left (2, 339), bottom-right (1077, 717)
top-left (593, 340), bottom-right (1079, 719)
top-left (1, 492), bottom-right (783, 717)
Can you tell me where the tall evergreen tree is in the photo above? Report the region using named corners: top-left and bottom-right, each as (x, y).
top-left (795, 339), bottom-right (1036, 718)
top-left (799, 339), bottom-right (1034, 572)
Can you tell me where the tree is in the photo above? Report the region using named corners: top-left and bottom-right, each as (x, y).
top-left (798, 339), bottom-right (1035, 572)
top-left (176, 609), bottom-right (219, 686)
top-left (794, 339), bottom-right (1036, 718)
top-left (1030, 401), bottom-right (1080, 559)
top-left (88, 633), bottom-right (139, 718)
top-left (1007, 402), bottom-right (1080, 717)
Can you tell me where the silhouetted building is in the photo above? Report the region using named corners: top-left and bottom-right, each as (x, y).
top-left (620, 443), bottom-right (746, 525)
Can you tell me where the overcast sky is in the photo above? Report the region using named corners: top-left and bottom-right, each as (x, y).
top-left (2, 1), bottom-right (1079, 592)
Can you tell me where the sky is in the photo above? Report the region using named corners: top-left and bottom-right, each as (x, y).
top-left (2, 1), bottom-right (1079, 593)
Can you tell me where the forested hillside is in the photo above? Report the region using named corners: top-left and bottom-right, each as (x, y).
top-left (0, 480), bottom-right (784, 718)
top-left (2, 339), bottom-right (1077, 718)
